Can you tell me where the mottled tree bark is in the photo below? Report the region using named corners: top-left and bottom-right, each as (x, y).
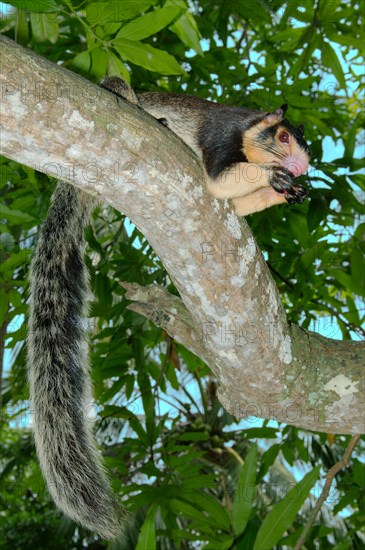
top-left (1, 36), bottom-right (364, 434)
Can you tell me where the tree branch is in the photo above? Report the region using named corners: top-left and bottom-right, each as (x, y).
top-left (120, 282), bottom-right (210, 363)
top-left (294, 435), bottom-right (361, 550)
top-left (0, 36), bottom-right (364, 434)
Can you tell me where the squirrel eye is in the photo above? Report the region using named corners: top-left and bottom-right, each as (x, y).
top-left (278, 131), bottom-right (290, 144)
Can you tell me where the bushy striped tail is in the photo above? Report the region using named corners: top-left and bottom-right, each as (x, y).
top-left (28, 183), bottom-right (124, 539)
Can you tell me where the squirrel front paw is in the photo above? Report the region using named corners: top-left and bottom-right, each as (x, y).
top-left (266, 165), bottom-right (307, 204)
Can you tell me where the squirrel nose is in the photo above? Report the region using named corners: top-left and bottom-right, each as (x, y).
top-left (283, 156), bottom-right (309, 177)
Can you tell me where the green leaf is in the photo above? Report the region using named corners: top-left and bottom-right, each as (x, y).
top-left (0, 250), bottom-right (31, 273)
top-left (15, 7), bottom-right (30, 43)
top-left (353, 459), bottom-right (365, 488)
top-left (0, 204), bottom-right (35, 225)
top-left (86, 1), bottom-right (158, 25)
top-left (135, 515), bottom-right (156, 550)
top-left (329, 33), bottom-right (362, 48)
top-left (331, 268), bottom-right (352, 290)
top-left (98, 378), bottom-right (125, 404)
top-left (321, 41), bottom-right (346, 89)
top-left (204, 537), bottom-right (235, 550)
top-left (6, 0), bottom-right (59, 12)
top-left (0, 290), bottom-right (9, 324)
top-left (90, 47), bottom-right (109, 80)
top-left (72, 50), bottom-right (91, 73)
top-left (278, 526), bottom-right (303, 548)
top-left (125, 374), bottom-right (135, 399)
top-left (350, 174), bottom-right (365, 192)
top-left (113, 38), bottom-right (185, 75)
top-left (169, 499), bottom-right (218, 528)
top-left (0, 233), bottom-right (15, 251)
top-left (332, 157), bottom-right (364, 171)
top-left (168, 529), bottom-right (203, 542)
top-left (199, 494), bottom-right (231, 531)
top-left (243, 427), bottom-right (278, 439)
top-left (350, 247), bottom-right (365, 296)
top-left (107, 53), bottom-right (131, 81)
top-left (167, 0), bottom-right (203, 55)
top-left (333, 487), bottom-right (359, 514)
top-left (101, 405), bottom-right (147, 442)
top-left (344, 122), bottom-right (358, 159)
top-left (345, 295), bottom-right (361, 325)
top-left (30, 11), bottom-right (58, 43)
top-left (307, 194), bottom-right (329, 232)
top-left (281, 443), bottom-right (295, 466)
top-left (318, 0), bottom-right (342, 22)
top-left (117, 6), bottom-right (183, 40)
top-left (259, 443), bottom-right (281, 479)
top-left (300, 241), bottom-right (328, 269)
top-left (270, 27), bottom-right (305, 49)
top-left (232, 444), bottom-right (258, 536)
top-left (94, 272), bottom-right (112, 307)
top-left (236, 519), bottom-right (260, 550)
top-left (9, 288), bottom-right (23, 308)
top-left (253, 467), bottom-right (320, 550)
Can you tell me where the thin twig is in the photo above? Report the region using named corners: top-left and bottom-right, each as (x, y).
top-left (234, 19), bottom-right (253, 73)
top-left (236, 26), bottom-right (246, 52)
top-left (0, 321), bottom-right (8, 415)
top-left (294, 435), bottom-right (361, 550)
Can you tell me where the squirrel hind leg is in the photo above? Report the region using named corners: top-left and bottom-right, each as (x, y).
top-left (100, 76), bottom-right (139, 105)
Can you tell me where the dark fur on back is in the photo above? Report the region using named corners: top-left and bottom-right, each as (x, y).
top-left (197, 108), bottom-right (264, 178)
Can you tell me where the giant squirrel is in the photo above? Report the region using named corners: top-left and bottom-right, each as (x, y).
top-left (27, 77), bottom-right (311, 538)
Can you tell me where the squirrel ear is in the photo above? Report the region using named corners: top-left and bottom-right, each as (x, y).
top-left (297, 124), bottom-right (305, 135)
top-left (280, 103), bottom-right (288, 114)
top-left (265, 104), bottom-right (288, 125)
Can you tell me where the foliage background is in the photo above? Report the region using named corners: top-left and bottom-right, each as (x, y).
top-left (0, 0), bottom-right (364, 548)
